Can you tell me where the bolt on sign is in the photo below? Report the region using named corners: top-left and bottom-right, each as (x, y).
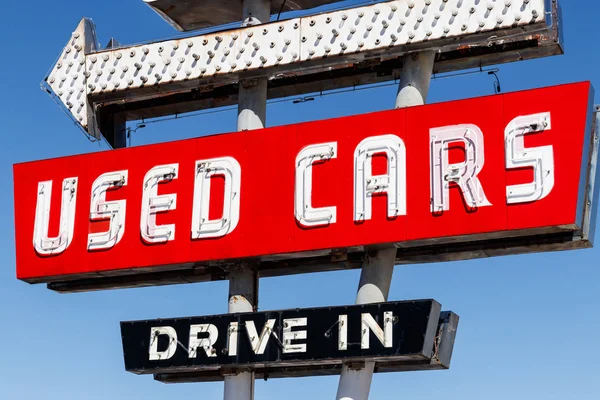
top-left (120, 300), bottom-right (458, 381)
top-left (13, 82), bottom-right (599, 292)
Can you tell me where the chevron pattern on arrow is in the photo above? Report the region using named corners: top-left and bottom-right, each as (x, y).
top-left (43, 0), bottom-right (554, 144)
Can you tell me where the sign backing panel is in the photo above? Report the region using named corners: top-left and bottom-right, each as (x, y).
top-left (120, 300), bottom-right (457, 381)
top-left (14, 82), bottom-right (598, 291)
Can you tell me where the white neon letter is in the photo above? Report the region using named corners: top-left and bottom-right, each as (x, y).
top-left (430, 124), bottom-right (491, 212)
top-left (505, 112), bottom-right (554, 204)
top-left (361, 312), bottom-right (393, 349)
top-left (282, 317), bottom-right (308, 354)
top-left (192, 157), bottom-right (241, 239)
top-left (88, 171), bottom-right (128, 251)
top-left (188, 324), bottom-right (219, 358)
top-left (338, 314), bottom-right (348, 351)
top-left (245, 319), bottom-right (275, 355)
top-left (354, 135), bottom-right (406, 221)
top-left (227, 322), bottom-right (239, 357)
top-left (140, 164), bottom-right (178, 244)
top-left (149, 326), bottom-right (177, 361)
top-left (33, 178), bottom-right (78, 255)
top-left (295, 142), bottom-right (337, 227)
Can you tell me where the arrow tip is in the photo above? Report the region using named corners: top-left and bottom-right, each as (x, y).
top-left (44, 18), bottom-right (99, 140)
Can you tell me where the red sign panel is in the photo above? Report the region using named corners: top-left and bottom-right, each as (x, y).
top-left (14, 82), bottom-right (597, 286)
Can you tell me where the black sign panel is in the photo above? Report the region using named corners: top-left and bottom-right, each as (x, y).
top-left (121, 300), bottom-right (458, 380)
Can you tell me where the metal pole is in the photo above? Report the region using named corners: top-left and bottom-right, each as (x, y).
top-left (335, 50), bottom-right (436, 400)
top-left (224, 1), bottom-right (270, 400)
top-left (224, 267), bottom-right (259, 400)
top-left (238, 0), bottom-right (270, 132)
top-left (395, 51), bottom-right (436, 108)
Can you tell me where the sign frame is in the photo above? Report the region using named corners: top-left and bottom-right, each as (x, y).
top-left (13, 82), bottom-right (600, 293)
top-left (120, 300), bottom-right (459, 382)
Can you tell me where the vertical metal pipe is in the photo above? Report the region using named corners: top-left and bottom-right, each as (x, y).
top-left (242, 0), bottom-right (271, 25)
top-left (335, 50), bottom-right (436, 400)
top-left (238, 79), bottom-right (267, 131)
top-left (224, 373), bottom-right (254, 400)
top-left (238, 0), bottom-right (270, 132)
top-left (395, 51), bottom-right (436, 108)
top-left (225, 1), bottom-right (270, 400)
top-left (224, 267), bottom-right (258, 400)
top-left (336, 248), bottom-right (395, 400)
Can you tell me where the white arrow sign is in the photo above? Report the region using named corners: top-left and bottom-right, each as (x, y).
top-left (45, 0), bottom-right (555, 143)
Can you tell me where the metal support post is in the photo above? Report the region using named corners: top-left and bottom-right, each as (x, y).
top-left (336, 248), bottom-right (395, 400)
top-left (225, 1), bottom-right (270, 400)
top-left (238, 79), bottom-right (267, 131)
top-left (238, 0), bottom-right (269, 131)
top-left (335, 50), bottom-right (436, 400)
top-left (395, 51), bottom-right (436, 108)
top-left (224, 266), bottom-right (259, 400)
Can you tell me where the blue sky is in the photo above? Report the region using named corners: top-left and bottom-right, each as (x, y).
top-left (1, 1), bottom-right (599, 399)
